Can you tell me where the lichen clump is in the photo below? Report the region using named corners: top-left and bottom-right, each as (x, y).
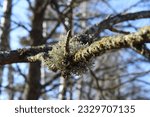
top-left (43, 36), bottom-right (91, 75)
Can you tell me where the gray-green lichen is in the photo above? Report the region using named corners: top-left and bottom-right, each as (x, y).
top-left (74, 26), bottom-right (150, 62)
top-left (28, 26), bottom-right (150, 75)
top-left (42, 35), bottom-right (92, 75)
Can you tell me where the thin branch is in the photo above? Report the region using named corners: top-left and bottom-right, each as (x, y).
top-left (26, 0), bottom-right (34, 11)
top-left (42, 83), bottom-right (61, 94)
top-left (131, 44), bottom-right (150, 60)
top-left (45, 22), bottom-right (60, 40)
top-left (122, 0), bottom-right (143, 13)
top-left (41, 72), bottom-right (61, 88)
top-left (11, 20), bottom-right (30, 32)
top-left (16, 64), bottom-right (28, 83)
top-left (109, 27), bottom-right (130, 34)
top-left (95, 10), bottom-right (150, 34)
top-left (69, 11), bottom-right (150, 45)
top-left (88, 68), bottom-right (106, 99)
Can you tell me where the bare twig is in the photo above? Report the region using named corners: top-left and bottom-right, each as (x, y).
top-left (67, 11), bottom-right (150, 45)
top-left (131, 44), bottom-right (150, 60)
top-left (89, 68), bottom-right (106, 99)
top-left (65, 30), bottom-right (71, 55)
top-left (109, 27), bottom-right (130, 34)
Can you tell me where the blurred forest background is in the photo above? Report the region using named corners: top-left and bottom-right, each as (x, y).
top-left (0, 0), bottom-right (150, 100)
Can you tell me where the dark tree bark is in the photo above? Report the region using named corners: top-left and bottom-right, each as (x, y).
top-left (0, 0), bottom-right (13, 99)
top-left (0, 0), bottom-right (12, 50)
top-left (25, 0), bottom-right (47, 100)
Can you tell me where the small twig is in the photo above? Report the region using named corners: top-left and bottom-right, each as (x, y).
top-left (26, 0), bottom-right (34, 11)
top-left (131, 43), bottom-right (150, 60)
top-left (65, 30), bottom-right (71, 55)
top-left (16, 64), bottom-right (28, 83)
top-left (41, 72), bottom-right (61, 88)
top-left (88, 68), bottom-right (106, 99)
top-left (109, 27), bottom-right (130, 34)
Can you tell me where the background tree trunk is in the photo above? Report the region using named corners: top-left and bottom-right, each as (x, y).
top-left (0, 0), bottom-right (13, 99)
top-left (25, 0), bottom-right (47, 100)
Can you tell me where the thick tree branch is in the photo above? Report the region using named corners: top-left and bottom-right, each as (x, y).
top-left (74, 26), bottom-right (150, 62)
top-left (0, 46), bottom-right (52, 65)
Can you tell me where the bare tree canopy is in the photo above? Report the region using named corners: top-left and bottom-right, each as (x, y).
top-left (0, 0), bottom-right (150, 100)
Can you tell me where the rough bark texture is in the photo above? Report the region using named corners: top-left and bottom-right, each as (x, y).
top-left (0, 46), bottom-right (52, 65)
top-left (74, 26), bottom-right (150, 62)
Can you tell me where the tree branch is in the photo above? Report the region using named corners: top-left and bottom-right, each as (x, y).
top-left (77, 10), bottom-right (150, 44)
top-left (0, 46), bottom-right (52, 65)
top-left (131, 43), bottom-right (150, 60)
top-left (1, 11), bottom-right (150, 69)
top-left (74, 26), bottom-right (150, 62)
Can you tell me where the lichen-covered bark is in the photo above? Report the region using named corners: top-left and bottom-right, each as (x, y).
top-left (22, 26), bottom-right (150, 75)
top-left (0, 26), bottom-right (150, 68)
top-left (74, 26), bottom-right (150, 62)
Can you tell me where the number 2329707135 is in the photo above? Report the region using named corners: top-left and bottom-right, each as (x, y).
top-left (78, 105), bottom-right (135, 113)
